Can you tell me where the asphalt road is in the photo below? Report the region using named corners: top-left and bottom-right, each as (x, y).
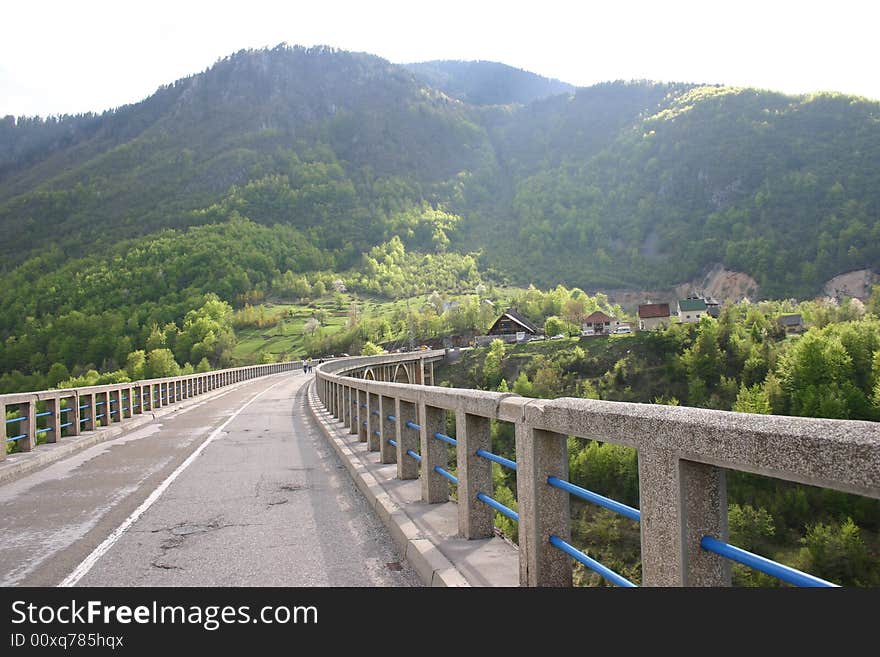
top-left (0, 373), bottom-right (420, 587)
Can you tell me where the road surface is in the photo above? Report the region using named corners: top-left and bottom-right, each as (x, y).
top-left (0, 372), bottom-right (420, 587)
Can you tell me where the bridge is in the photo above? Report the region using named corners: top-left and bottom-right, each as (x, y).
top-left (1, 352), bottom-right (878, 587)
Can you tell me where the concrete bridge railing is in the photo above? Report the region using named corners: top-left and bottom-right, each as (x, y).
top-left (2, 361), bottom-right (298, 461)
top-left (315, 350), bottom-right (880, 587)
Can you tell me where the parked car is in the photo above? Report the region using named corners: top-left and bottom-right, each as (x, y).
top-left (615, 326), bottom-right (632, 334)
top-left (580, 327), bottom-right (595, 337)
top-left (550, 333), bottom-right (566, 340)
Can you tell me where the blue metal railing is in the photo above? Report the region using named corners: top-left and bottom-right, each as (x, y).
top-left (35, 410), bottom-right (52, 418)
top-left (406, 421), bottom-right (421, 432)
top-left (406, 449), bottom-right (422, 462)
top-left (386, 415), bottom-right (397, 422)
top-left (476, 448), bottom-right (517, 471)
top-left (6, 434), bottom-right (27, 443)
top-left (371, 410), bottom-right (380, 416)
top-left (433, 431), bottom-right (456, 446)
top-left (547, 476), bottom-right (641, 522)
top-left (549, 535), bottom-right (637, 588)
top-left (5, 416), bottom-right (25, 424)
top-left (59, 407), bottom-right (72, 414)
top-left (36, 427), bottom-right (54, 434)
top-left (434, 466), bottom-right (458, 485)
top-left (388, 438), bottom-right (398, 448)
top-left (700, 536), bottom-right (837, 587)
top-left (477, 492), bottom-right (518, 522)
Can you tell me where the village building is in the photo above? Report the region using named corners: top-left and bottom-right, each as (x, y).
top-left (777, 313), bottom-right (805, 334)
top-left (581, 311), bottom-right (621, 336)
top-left (476, 308), bottom-right (540, 345)
top-left (678, 297), bottom-right (708, 323)
top-left (637, 303), bottom-right (671, 330)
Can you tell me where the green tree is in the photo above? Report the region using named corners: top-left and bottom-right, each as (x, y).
top-left (361, 341), bottom-right (384, 356)
top-left (125, 350), bottom-right (146, 380)
top-left (796, 518), bottom-right (870, 586)
top-left (733, 383), bottom-right (771, 414)
top-left (47, 362), bottom-right (70, 388)
top-left (483, 339), bottom-right (506, 389)
top-left (144, 349), bottom-right (180, 379)
top-left (544, 316), bottom-right (565, 337)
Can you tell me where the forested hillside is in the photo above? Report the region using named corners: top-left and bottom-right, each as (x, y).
top-left (1, 44), bottom-right (879, 384)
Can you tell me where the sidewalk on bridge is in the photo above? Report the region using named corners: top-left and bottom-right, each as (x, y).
top-left (307, 384), bottom-right (519, 587)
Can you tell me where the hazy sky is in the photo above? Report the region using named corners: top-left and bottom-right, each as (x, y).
top-left (2, 0), bottom-right (878, 117)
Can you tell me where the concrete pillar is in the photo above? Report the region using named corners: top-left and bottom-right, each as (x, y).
top-left (123, 386), bottom-right (133, 418)
top-left (420, 404), bottom-right (449, 503)
top-left (367, 392), bottom-right (380, 452)
top-left (81, 394), bottom-right (95, 431)
top-left (110, 388), bottom-right (120, 424)
top-left (515, 424), bottom-right (572, 587)
top-left (19, 401), bottom-right (36, 452)
top-left (348, 388), bottom-right (358, 435)
top-left (342, 386), bottom-right (351, 430)
top-left (337, 384), bottom-right (344, 422)
top-left (396, 399), bottom-right (419, 480)
top-left (0, 401), bottom-right (5, 462)
top-left (380, 396), bottom-right (397, 464)
top-left (455, 410), bottom-right (494, 539)
top-left (357, 389), bottom-right (367, 442)
top-left (428, 362), bottom-right (434, 385)
top-left (67, 394), bottom-right (80, 437)
top-left (637, 450), bottom-right (730, 586)
top-left (43, 396), bottom-right (62, 444)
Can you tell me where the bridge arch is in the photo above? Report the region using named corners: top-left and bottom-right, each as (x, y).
top-left (393, 364), bottom-right (411, 384)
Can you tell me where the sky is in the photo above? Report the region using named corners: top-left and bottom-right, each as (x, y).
top-left (2, 0), bottom-right (878, 117)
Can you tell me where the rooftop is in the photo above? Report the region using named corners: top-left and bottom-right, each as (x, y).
top-left (638, 303), bottom-right (671, 319)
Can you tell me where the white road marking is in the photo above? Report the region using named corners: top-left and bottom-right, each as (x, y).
top-left (58, 377), bottom-right (289, 587)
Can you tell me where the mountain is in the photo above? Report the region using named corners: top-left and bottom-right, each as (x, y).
top-left (1, 44), bottom-right (879, 379)
top-left (403, 60), bottom-right (574, 105)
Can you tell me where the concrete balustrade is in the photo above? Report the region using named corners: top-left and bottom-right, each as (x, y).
top-left (315, 351), bottom-right (880, 587)
top-left (2, 362), bottom-right (299, 463)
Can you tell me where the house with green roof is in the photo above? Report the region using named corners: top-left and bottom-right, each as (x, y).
top-left (678, 297), bottom-right (708, 323)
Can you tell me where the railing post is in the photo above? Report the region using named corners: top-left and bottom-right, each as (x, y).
top-left (515, 423), bottom-right (572, 587)
top-left (357, 389), bottom-right (367, 442)
top-left (348, 388), bottom-right (358, 435)
top-left (638, 450), bottom-right (730, 586)
top-left (336, 384), bottom-right (344, 421)
top-left (109, 388), bottom-right (120, 424)
top-left (43, 396), bottom-right (61, 444)
top-left (380, 396), bottom-right (396, 465)
top-left (455, 410), bottom-right (494, 539)
top-left (342, 386), bottom-right (352, 431)
top-left (0, 400), bottom-right (5, 462)
top-left (80, 393), bottom-right (95, 432)
top-left (420, 403), bottom-right (448, 503)
top-left (20, 400), bottom-right (36, 452)
top-left (68, 393), bottom-right (80, 436)
top-left (396, 398), bottom-right (419, 480)
top-left (123, 386), bottom-right (133, 418)
top-left (367, 392), bottom-right (380, 452)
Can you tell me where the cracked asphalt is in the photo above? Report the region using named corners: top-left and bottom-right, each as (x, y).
top-left (0, 373), bottom-right (421, 587)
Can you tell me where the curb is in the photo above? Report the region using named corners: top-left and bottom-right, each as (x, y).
top-left (306, 382), bottom-right (470, 587)
top-left (0, 376), bottom-right (283, 486)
